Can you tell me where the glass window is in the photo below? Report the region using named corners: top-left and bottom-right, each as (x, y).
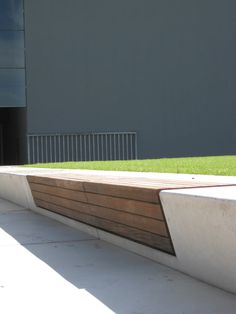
top-left (0, 0), bottom-right (24, 30)
top-left (0, 31), bottom-right (24, 67)
top-left (0, 69), bottom-right (25, 107)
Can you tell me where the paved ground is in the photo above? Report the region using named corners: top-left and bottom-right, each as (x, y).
top-left (0, 198), bottom-right (236, 314)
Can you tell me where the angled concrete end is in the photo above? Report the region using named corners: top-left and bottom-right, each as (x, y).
top-left (160, 186), bottom-right (236, 294)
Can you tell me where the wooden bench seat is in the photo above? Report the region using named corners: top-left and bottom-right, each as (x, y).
top-left (27, 173), bottom-right (232, 255)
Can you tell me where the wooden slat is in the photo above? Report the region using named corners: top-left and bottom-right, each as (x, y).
top-left (28, 174), bottom-right (235, 191)
top-left (30, 182), bottom-right (87, 203)
top-left (32, 191), bottom-right (168, 236)
top-left (28, 176), bottom-right (160, 203)
top-left (86, 193), bottom-right (163, 220)
top-left (29, 181), bottom-right (163, 220)
top-left (28, 173), bottom-right (236, 257)
top-left (35, 199), bottom-right (174, 254)
top-left (27, 176), bottom-right (84, 191)
top-left (83, 182), bottom-right (159, 203)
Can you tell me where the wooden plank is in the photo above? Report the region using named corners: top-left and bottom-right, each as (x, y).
top-left (32, 191), bottom-right (168, 236)
top-left (35, 198), bottom-right (174, 254)
top-left (28, 176), bottom-right (160, 203)
top-left (83, 182), bottom-right (160, 203)
top-left (86, 192), bottom-right (163, 220)
top-left (30, 178), bottom-right (163, 220)
top-left (29, 182), bottom-right (87, 203)
top-left (29, 181), bottom-right (163, 220)
top-left (28, 174), bottom-right (235, 193)
top-left (27, 176), bottom-right (84, 191)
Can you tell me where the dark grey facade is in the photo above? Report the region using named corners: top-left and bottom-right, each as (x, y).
top-left (1, 0), bottom-right (236, 164)
top-left (0, 0), bottom-right (26, 164)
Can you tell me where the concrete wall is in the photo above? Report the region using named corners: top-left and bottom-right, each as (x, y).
top-left (24, 0), bottom-right (236, 158)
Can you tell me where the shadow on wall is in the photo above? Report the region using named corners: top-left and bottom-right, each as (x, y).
top-left (0, 107), bottom-right (26, 165)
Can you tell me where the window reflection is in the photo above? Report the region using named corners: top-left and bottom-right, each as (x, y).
top-left (0, 69), bottom-right (25, 107)
top-left (0, 31), bottom-right (24, 67)
top-left (0, 0), bottom-right (24, 30)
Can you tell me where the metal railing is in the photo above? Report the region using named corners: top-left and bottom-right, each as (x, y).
top-left (27, 132), bottom-right (138, 164)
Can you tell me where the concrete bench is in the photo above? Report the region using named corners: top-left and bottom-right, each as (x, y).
top-left (27, 172), bottom-right (232, 257)
top-left (0, 167), bottom-right (236, 294)
top-left (160, 186), bottom-right (236, 294)
top-left (27, 174), bottom-right (175, 254)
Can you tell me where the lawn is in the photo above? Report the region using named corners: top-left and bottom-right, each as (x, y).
top-left (25, 155), bottom-right (236, 176)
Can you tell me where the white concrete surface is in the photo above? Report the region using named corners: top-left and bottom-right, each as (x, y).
top-left (1, 198), bottom-right (236, 314)
top-left (1, 166), bottom-right (236, 296)
top-left (0, 167), bottom-right (72, 209)
top-left (0, 168), bottom-right (181, 273)
top-left (0, 172), bottom-right (32, 208)
top-left (169, 185), bottom-right (236, 200)
top-left (160, 186), bottom-right (236, 294)
top-left (2, 165), bottom-right (236, 183)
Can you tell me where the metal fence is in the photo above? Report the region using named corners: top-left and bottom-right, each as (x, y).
top-left (27, 132), bottom-right (138, 164)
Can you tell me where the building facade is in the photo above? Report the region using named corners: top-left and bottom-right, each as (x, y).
top-left (0, 0), bottom-right (236, 164)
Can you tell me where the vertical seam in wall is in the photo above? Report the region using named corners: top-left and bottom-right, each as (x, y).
top-left (82, 180), bottom-right (100, 239)
top-left (22, 0), bottom-right (29, 163)
top-left (22, 0), bottom-right (27, 107)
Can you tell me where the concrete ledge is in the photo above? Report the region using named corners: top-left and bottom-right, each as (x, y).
top-left (0, 166), bottom-right (80, 209)
top-left (160, 186), bottom-right (236, 294)
top-left (1, 167), bottom-right (236, 294)
top-left (0, 172), bottom-right (34, 209)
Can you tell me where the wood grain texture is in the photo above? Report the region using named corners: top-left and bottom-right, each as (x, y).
top-left (27, 173), bottom-right (236, 257)
top-left (30, 182), bottom-right (87, 203)
top-left (30, 181), bottom-right (163, 220)
top-left (27, 175), bottom-right (175, 255)
top-left (32, 191), bottom-right (168, 236)
top-left (28, 175), bottom-right (160, 202)
top-left (27, 176), bottom-right (84, 191)
top-left (35, 198), bottom-right (174, 254)
top-left (83, 182), bottom-right (160, 203)
top-left (85, 193), bottom-right (163, 219)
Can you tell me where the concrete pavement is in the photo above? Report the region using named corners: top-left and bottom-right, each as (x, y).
top-left (0, 198), bottom-right (236, 314)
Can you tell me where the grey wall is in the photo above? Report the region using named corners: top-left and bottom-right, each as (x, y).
top-left (24, 0), bottom-right (236, 158)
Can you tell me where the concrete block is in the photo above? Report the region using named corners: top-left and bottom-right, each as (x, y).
top-left (160, 186), bottom-right (236, 294)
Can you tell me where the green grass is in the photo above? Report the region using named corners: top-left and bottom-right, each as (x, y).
top-left (25, 155), bottom-right (236, 176)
